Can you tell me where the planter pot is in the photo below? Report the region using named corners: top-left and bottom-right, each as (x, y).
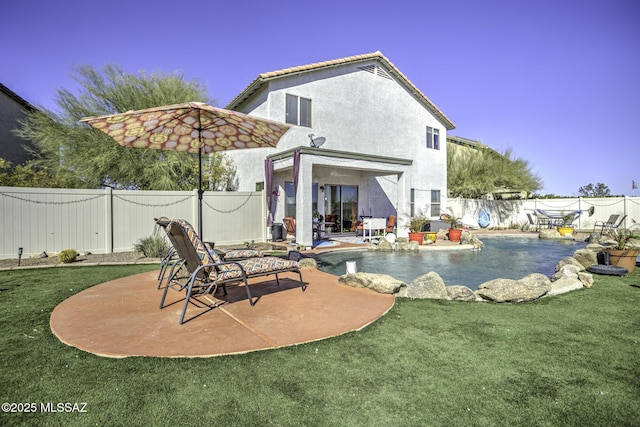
top-left (424, 232), bottom-right (437, 243)
top-left (448, 228), bottom-right (462, 242)
top-left (557, 226), bottom-right (574, 236)
top-left (604, 248), bottom-right (639, 273)
top-left (408, 232), bottom-right (425, 245)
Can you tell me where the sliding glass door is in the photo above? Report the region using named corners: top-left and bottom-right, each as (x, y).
top-left (325, 185), bottom-right (358, 232)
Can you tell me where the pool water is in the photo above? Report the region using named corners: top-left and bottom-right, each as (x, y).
top-left (315, 237), bottom-right (587, 290)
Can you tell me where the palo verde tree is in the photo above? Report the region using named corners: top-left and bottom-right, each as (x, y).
top-left (447, 143), bottom-right (542, 199)
top-left (14, 65), bottom-right (236, 190)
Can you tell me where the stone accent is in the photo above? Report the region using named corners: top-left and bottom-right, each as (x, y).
top-left (578, 271), bottom-right (594, 287)
top-left (572, 249), bottom-right (598, 269)
top-left (548, 276), bottom-right (583, 296)
top-left (555, 256), bottom-right (585, 272)
top-left (551, 265), bottom-right (581, 281)
top-left (338, 272), bottom-right (404, 294)
top-left (519, 273), bottom-right (552, 288)
top-left (397, 272), bottom-right (450, 299)
top-left (460, 231), bottom-right (484, 249)
top-left (298, 257), bottom-right (317, 269)
top-left (446, 285), bottom-right (477, 301)
top-left (476, 275), bottom-right (551, 303)
top-left (539, 229), bottom-right (562, 239)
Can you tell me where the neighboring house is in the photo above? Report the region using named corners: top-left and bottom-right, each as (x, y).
top-left (0, 83), bottom-right (36, 167)
top-left (225, 52), bottom-right (455, 246)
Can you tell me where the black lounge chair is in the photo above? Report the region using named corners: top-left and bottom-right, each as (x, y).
top-left (160, 219), bottom-right (305, 324)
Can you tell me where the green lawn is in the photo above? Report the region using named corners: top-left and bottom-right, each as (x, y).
top-left (1, 265), bottom-right (639, 426)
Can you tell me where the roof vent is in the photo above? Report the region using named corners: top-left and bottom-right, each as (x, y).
top-left (359, 64), bottom-right (392, 80)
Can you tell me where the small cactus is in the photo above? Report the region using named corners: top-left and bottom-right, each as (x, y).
top-left (58, 249), bottom-right (78, 264)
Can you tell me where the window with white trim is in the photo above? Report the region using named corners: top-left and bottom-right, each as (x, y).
top-left (431, 190), bottom-right (441, 216)
top-left (426, 126), bottom-right (440, 150)
top-left (286, 94), bottom-right (312, 127)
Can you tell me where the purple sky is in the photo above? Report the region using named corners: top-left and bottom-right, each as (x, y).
top-left (2, 0), bottom-right (639, 196)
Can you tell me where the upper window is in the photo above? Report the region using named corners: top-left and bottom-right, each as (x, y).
top-left (286, 94), bottom-right (312, 127)
top-left (426, 126), bottom-right (440, 150)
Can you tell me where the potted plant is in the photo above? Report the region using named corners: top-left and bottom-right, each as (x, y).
top-left (406, 214), bottom-right (428, 245)
top-left (441, 211), bottom-right (463, 242)
top-left (603, 230), bottom-right (639, 273)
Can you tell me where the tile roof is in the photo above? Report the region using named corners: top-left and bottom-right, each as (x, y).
top-left (226, 51), bottom-right (455, 130)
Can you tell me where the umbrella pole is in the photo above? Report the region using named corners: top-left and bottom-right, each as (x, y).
top-left (198, 148), bottom-right (203, 239)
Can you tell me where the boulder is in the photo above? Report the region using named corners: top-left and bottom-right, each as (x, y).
top-left (397, 272), bottom-right (449, 299)
top-left (298, 257), bottom-right (317, 269)
top-left (460, 231), bottom-right (474, 245)
top-left (407, 240), bottom-right (420, 251)
top-left (578, 271), bottom-right (594, 288)
top-left (547, 276), bottom-right (583, 296)
top-left (551, 265), bottom-right (580, 282)
top-left (539, 229), bottom-right (561, 239)
top-left (392, 240), bottom-right (404, 251)
top-left (338, 272), bottom-right (404, 294)
top-left (476, 276), bottom-right (551, 303)
top-left (519, 273), bottom-right (552, 288)
top-left (377, 238), bottom-right (393, 251)
top-left (555, 256), bottom-right (584, 272)
top-left (572, 249), bottom-right (598, 268)
top-left (446, 285), bottom-right (476, 301)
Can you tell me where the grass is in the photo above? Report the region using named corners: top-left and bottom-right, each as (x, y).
top-left (0, 265), bottom-right (639, 426)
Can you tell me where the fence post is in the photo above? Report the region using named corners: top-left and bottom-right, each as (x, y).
top-left (105, 187), bottom-right (113, 254)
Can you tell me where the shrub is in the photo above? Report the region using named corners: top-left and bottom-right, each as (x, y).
top-left (134, 235), bottom-right (170, 258)
top-left (58, 249), bottom-right (78, 263)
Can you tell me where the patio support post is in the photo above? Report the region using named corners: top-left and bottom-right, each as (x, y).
top-left (396, 171), bottom-right (410, 238)
top-left (295, 153), bottom-right (314, 247)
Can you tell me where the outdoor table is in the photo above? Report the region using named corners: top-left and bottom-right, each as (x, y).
top-left (363, 217), bottom-right (387, 242)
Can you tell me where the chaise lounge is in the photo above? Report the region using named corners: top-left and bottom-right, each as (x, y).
top-left (160, 219), bottom-right (305, 324)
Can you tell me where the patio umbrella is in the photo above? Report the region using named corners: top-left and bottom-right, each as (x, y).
top-left (81, 102), bottom-right (291, 239)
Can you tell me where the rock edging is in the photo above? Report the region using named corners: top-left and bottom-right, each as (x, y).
top-left (337, 245), bottom-right (599, 303)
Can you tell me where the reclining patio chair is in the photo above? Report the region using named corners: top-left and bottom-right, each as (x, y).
top-left (593, 214), bottom-right (625, 236)
top-left (385, 215), bottom-right (397, 233)
top-left (154, 217), bottom-right (263, 289)
top-left (161, 219), bottom-right (305, 324)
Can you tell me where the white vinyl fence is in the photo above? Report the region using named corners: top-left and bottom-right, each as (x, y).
top-left (0, 187), bottom-right (266, 259)
top-left (447, 197), bottom-right (640, 231)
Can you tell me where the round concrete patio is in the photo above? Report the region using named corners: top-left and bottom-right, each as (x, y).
top-left (50, 268), bottom-right (395, 358)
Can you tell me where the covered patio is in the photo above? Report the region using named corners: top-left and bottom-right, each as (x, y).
top-left (267, 147), bottom-right (413, 247)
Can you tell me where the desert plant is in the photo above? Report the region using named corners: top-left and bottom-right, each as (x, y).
top-left (608, 229), bottom-right (637, 250)
top-left (134, 235), bottom-right (170, 258)
top-left (57, 249), bottom-right (78, 263)
top-left (403, 213), bottom-right (429, 233)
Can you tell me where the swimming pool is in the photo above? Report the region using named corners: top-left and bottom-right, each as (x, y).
top-left (315, 237), bottom-right (587, 290)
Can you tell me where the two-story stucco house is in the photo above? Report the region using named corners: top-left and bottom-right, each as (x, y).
top-left (225, 52), bottom-right (455, 247)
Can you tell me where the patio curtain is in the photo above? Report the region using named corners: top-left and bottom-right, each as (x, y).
top-left (265, 158), bottom-right (274, 226)
top-left (293, 149), bottom-right (301, 194)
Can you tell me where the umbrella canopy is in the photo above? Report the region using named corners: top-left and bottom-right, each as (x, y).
top-left (81, 102), bottom-right (291, 238)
